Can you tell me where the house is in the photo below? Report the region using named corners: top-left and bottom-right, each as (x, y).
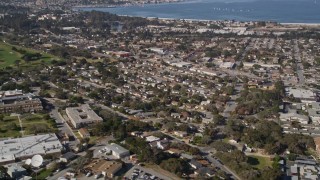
top-left (171, 113), bottom-right (180, 119)
top-left (180, 153), bottom-right (193, 160)
top-left (189, 159), bottom-right (202, 170)
top-left (78, 128), bottom-right (90, 138)
top-left (104, 143), bottom-right (130, 159)
top-left (60, 152), bottom-right (77, 163)
top-left (174, 131), bottom-right (188, 138)
top-left (130, 131), bottom-right (143, 137)
top-left (146, 136), bottom-right (160, 142)
top-left (195, 167), bottom-right (215, 177)
top-left (157, 139), bottom-right (170, 150)
top-left (6, 164), bottom-right (27, 179)
top-left (166, 148), bottom-right (182, 155)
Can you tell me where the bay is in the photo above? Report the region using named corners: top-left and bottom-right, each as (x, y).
top-left (77, 0), bottom-right (320, 23)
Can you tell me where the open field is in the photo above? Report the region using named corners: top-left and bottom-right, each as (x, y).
top-left (0, 42), bottom-right (59, 68)
top-left (20, 113), bottom-right (58, 135)
top-left (247, 155), bottom-right (272, 169)
top-left (0, 116), bottom-right (21, 138)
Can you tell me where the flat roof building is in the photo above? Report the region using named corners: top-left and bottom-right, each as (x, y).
top-left (104, 143), bottom-right (129, 159)
top-left (86, 159), bottom-right (122, 178)
top-left (0, 90), bottom-right (42, 113)
top-left (285, 87), bottom-right (316, 102)
top-left (66, 104), bottom-right (103, 128)
top-left (0, 134), bottom-right (62, 165)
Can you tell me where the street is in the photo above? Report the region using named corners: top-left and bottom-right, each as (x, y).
top-left (50, 107), bottom-right (79, 147)
top-left (293, 40), bottom-right (305, 86)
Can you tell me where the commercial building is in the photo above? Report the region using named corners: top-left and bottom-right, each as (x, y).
top-left (290, 158), bottom-right (320, 180)
top-left (0, 90), bottom-right (43, 113)
top-left (86, 159), bottom-right (122, 178)
top-left (104, 143), bottom-right (130, 159)
top-left (0, 134), bottom-right (62, 165)
top-left (66, 104), bottom-right (103, 128)
top-left (285, 87), bottom-right (317, 103)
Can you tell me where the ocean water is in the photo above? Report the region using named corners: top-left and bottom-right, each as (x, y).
top-left (78, 0), bottom-right (320, 23)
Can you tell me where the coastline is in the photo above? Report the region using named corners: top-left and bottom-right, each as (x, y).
top-left (84, 13), bottom-right (320, 26)
top-left (74, 1), bottom-right (320, 24)
top-left (280, 23), bottom-right (320, 26)
top-left (72, 0), bottom-right (186, 9)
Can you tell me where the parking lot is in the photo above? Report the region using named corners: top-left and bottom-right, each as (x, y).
top-left (124, 165), bottom-right (171, 180)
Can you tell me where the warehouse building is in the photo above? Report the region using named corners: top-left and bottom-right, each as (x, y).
top-left (0, 134), bottom-right (63, 165)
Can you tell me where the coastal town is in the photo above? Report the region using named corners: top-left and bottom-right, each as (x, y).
top-left (0, 1), bottom-right (320, 180)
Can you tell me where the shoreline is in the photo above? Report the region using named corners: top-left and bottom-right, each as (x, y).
top-left (280, 23), bottom-right (320, 26)
top-left (74, 3), bottom-right (320, 25)
top-left (72, 0), bottom-right (186, 9)
top-left (98, 13), bottom-right (320, 25)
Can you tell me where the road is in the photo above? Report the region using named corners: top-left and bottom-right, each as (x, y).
top-left (222, 84), bottom-right (243, 118)
top-left (161, 131), bottom-right (241, 180)
top-left (293, 40), bottom-right (305, 85)
top-left (50, 107), bottom-right (80, 146)
top-left (222, 101), bottom-right (237, 118)
top-left (95, 103), bottom-right (129, 119)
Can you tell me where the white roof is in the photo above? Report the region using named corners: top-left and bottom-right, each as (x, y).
top-left (0, 134), bottom-right (62, 164)
top-left (66, 104), bottom-right (103, 124)
top-left (105, 143), bottom-right (129, 155)
top-left (285, 87), bottom-right (315, 100)
top-left (146, 136), bottom-right (160, 142)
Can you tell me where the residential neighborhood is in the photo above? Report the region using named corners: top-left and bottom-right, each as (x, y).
top-left (0, 1), bottom-right (320, 180)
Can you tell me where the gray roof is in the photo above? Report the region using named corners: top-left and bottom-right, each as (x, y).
top-left (66, 104), bottom-right (103, 124)
top-left (7, 164), bottom-right (26, 173)
top-left (0, 134), bottom-right (62, 163)
top-left (308, 109), bottom-right (320, 117)
top-left (105, 143), bottom-right (129, 155)
top-left (61, 152), bottom-right (76, 160)
top-left (290, 166), bottom-right (298, 174)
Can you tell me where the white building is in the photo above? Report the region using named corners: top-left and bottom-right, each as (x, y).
top-left (285, 87), bottom-right (316, 103)
top-left (0, 134), bottom-right (62, 165)
top-left (66, 104), bottom-right (103, 128)
top-left (104, 143), bottom-right (130, 159)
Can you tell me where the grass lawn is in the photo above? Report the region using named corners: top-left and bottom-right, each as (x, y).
top-left (0, 42), bottom-right (59, 68)
top-left (222, 137), bottom-right (230, 143)
top-left (33, 169), bottom-right (53, 180)
top-left (73, 130), bottom-right (82, 140)
top-left (247, 155), bottom-right (272, 169)
top-left (20, 113), bottom-right (58, 135)
top-left (89, 136), bottom-right (99, 144)
top-left (0, 116), bottom-right (21, 138)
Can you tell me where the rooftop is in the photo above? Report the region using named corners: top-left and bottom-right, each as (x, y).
top-left (0, 134), bottom-right (62, 163)
top-left (66, 104), bottom-right (103, 124)
top-left (105, 143), bottom-right (129, 155)
top-left (88, 160), bottom-right (122, 175)
top-left (285, 87), bottom-right (315, 100)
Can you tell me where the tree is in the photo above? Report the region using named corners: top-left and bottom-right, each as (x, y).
top-left (55, 89), bottom-right (67, 99)
top-left (213, 114), bottom-right (225, 125)
top-left (14, 59), bottom-right (21, 67)
top-left (211, 141), bottom-right (236, 152)
top-left (160, 158), bottom-right (190, 177)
